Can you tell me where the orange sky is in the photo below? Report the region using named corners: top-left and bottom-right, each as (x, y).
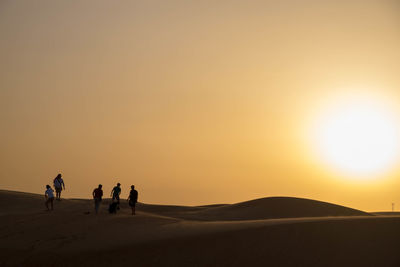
top-left (1, 0), bottom-right (400, 211)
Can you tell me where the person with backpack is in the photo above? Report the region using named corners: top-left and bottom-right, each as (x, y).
top-left (45, 185), bottom-right (55, 211)
top-left (127, 185), bottom-right (138, 215)
top-left (92, 184), bottom-right (103, 214)
top-left (110, 183), bottom-right (121, 203)
top-left (109, 183), bottom-right (121, 213)
top-left (53, 174), bottom-right (65, 201)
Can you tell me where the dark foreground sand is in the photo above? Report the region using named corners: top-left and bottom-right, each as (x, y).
top-left (1, 190), bottom-right (400, 267)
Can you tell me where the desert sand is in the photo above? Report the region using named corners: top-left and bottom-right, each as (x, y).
top-left (1, 189), bottom-right (400, 267)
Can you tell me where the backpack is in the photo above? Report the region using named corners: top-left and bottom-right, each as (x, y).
top-left (109, 202), bottom-right (118, 214)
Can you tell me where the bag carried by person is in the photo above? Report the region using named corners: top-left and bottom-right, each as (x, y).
top-left (109, 202), bottom-right (118, 214)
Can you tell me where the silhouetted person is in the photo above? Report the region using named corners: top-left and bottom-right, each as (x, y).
top-left (127, 185), bottom-right (138, 215)
top-left (45, 185), bottom-right (54, 211)
top-left (53, 174), bottom-right (65, 201)
top-left (92, 184), bottom-right (103, 214)
top-left (111, 183), bottom-right (121, 209)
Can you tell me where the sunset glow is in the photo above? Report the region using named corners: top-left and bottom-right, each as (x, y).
top-left (311, 95), bottom-right (400, 178)
top-left (1, 0), bottom-right (400, 212)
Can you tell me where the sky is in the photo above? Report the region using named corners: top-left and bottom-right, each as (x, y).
top-left (1, 0), bottom-right (400, 211)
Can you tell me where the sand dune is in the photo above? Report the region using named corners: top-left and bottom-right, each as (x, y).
top-left (140, 196), bottom-right (370, 221)
top-left (1, 190), bottom-right (400, 267)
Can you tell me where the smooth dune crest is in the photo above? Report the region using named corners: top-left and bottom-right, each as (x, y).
top-left (3, 190), bottom-right (400, 267)
top-left (0, 190), bottom-right (369, 220)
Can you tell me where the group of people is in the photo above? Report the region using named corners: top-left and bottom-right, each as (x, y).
top-left (92, 183), bottom-right (138, 215)
top-left (44, 174), bottom-right (65, 211)
top-left (44, 174), bottom-right (139, 215)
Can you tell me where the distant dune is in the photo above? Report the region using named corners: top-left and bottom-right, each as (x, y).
top-left (139, 196), bottom-right (370, 221)
top-left (372, 211), bottom-right (400, 216)
top-left (0, 190), bottom-right (370, 219)
top-left (1, 189), bottom-right (400, 267)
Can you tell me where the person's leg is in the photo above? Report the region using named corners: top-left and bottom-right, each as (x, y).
top-left (95, 199), bottom-right (100, 214)
top-left (56, 189), bottom-right (61, 200)
top-left (50, 198), bottom-right (54, 210)
top-left (132, 206), bottom-right (135, 215)
top-left (45, 199), bottom-right (49, 210)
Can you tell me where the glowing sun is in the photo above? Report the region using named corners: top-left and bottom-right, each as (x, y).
top-left (312, 96), bottom-right (400, 177)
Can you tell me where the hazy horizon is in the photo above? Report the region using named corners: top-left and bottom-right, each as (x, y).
top-left (1, 0), bottom-right (400, 211)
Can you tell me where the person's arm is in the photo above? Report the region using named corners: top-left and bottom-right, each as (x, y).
top-left (92, 190), bottom-right (96, 199)
top-left (45, 192), bottom-right (48, 200)
top-left (110, 189), bottom-right (114, 197)
top-left (62, 180), bottom-right (65, 190)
